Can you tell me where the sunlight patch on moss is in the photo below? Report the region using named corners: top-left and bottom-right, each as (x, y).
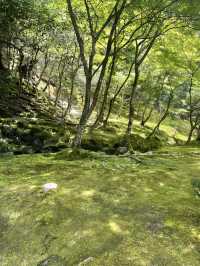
top-left (108, 221), bottom-right (122, 234)
top-left (81, 190), bottom-right (96, 198)
top-left (0, 147), bottom-right (200, 265)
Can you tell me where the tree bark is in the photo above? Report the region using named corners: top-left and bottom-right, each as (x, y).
top-left (187, 127), bottom-right (195, 144)
top-left (67, 0), bottom-right (126, 146)
top-left (141, 107), bottom-right (153, 126)
top-left (126, 64), bottom-right (140, 135)
top-left (103, 59), bottom-right (135, 127)
top-left (147, 90), bottom-right (173, 138)
top-left (92, 45), bottom-right (117, 128)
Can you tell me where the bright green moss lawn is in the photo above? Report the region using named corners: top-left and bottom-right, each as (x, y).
top-left (0, 148), bottom-right (199, 265)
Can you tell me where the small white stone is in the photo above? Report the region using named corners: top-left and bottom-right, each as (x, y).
top-left (42, 183), bottom-right (58, 193)
top-left (78, 257), bottom-right (94, 265)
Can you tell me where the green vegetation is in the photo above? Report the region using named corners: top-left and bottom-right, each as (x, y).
top-left (1, 0), bottom-right (200, 146)
top-left (1, 1), bottom-right (200, 265)
top-left (0, 148), bottom-right (200, 265)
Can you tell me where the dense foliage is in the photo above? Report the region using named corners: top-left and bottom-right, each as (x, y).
top-left (1, 0), bottom-right (200, 147)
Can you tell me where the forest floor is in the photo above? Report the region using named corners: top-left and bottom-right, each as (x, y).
top-left (0, 147), bottom-right (199, 266)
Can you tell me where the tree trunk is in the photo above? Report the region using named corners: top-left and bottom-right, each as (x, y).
top-left (72, 77), bottom-right (92, 147)
top-left (63, 72), bottom-right (76, 118)
top-left (0, 46), bottom-right (5, 70)
top-left (186, 127), bottom-right (195, 144)
top-left (148, 91), bottom-right (173, 138)
top-left (196, 125), bottom-right (200, 141)
top-left (141, 107), bottom-right (153, 127)
top-left (18, 50), bottom-right (24, 95)
top-left (92, 34), bottom-right (117, 129)
top-left (126, 64), bottom-right (140, 136)
top-left (35, 52), bottom-right (49, 89)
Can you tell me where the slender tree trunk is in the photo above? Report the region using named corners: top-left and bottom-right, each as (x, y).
top-left (141, 106), bottom-right (147, 126)
top-left (42, 63), bottom-right (56, 92)
top-left (54, 57), bottom-right (67, 107)
top-left (186, 114), bottom-right (199, 144)
top-left (92, 50), bottom-right (117, 128)
top-left (18, 50), bottom-right (24, 95)
top-left (103, 59), bottom-right (135, 128)
top-left (103, 98), bottom-right (114, 128)
top-left (148, 91), bottom-right (173, 138)
top-left (186, 127), bottom-right (195, 144)
top-left (35, 52), bottom-right (49, 89)
top-left (126, 64), bottom-right (140, 135)
top-left (0, 45), bottom-right (5, 70)
top-left (65, 74), bottom-right (75, 116)
top-left (72, 77), bottom-right (92, 147)
top-left (196, 125), bottom-right (200, 141)
top-left (141, 107), bottom-right (153, 126)
top-left (186, 74), bottom-right (197, 144)
top-left (126, 30), bottom-right (159, 136)
top-left (64, 49), bottom-right (80, 118)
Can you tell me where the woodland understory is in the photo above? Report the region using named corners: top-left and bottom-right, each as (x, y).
top-left (0, 1), bottom-right (200, 266)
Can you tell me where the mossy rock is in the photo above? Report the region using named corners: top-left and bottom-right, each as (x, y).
top-left (81, 129), bottom-right (122, 154)
top-left (0, 118), bottom-right (70, 154)
top-left (81, 137), bottom-right (106, 152)
top-left (113, 134), bottom-right (162, 153)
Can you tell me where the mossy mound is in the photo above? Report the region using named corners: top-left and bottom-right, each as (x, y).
top-left (0, 118), bottom-right (72, 154)
top-left (127, 134), bottom-right (163, 153)
top-left (82, 128), bottom-right (163, 154)
top-left (82, 129), bottom-right (119, 154)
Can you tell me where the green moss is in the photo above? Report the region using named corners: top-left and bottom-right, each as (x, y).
top-left (0, 118), bottom-right (71, 154)
top-left (82, 129), bottom-right (121, 153)
top-left (126, 134), bottom-right (162, 152)
top-left (191, 179), bottom-right (200, 197)
top-left (0, 147), bottom-right (199, 265)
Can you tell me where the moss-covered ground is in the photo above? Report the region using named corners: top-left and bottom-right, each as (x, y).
top-left (0, 147), bottom-right (199, 265)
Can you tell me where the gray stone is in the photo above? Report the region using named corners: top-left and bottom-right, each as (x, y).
top-left (116, 146), bottom-right (128, 155)
top-left (37, 255), bottom-right (66, 266)
top-left (78, 257), bottom-right (94, 265)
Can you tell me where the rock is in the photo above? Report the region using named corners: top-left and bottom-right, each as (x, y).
top-left (33, 138), bottom-right (43, 148)
top-left (42, 183), bottom-right (58, 193)
top-left (116, 146), bottom-right (128, 155)
top-left (78, 257), bottom-right (95, 265)
top-left (43, 144), bottom-right (67, 153)
top-left (145, 151), bottom-right (153, 155)
top-left (21, 146), bottom-right (34, 154)
top-left (37, 255), bottom-right (66, 266)
top-left (1, 152), bottom-right (14, 156)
